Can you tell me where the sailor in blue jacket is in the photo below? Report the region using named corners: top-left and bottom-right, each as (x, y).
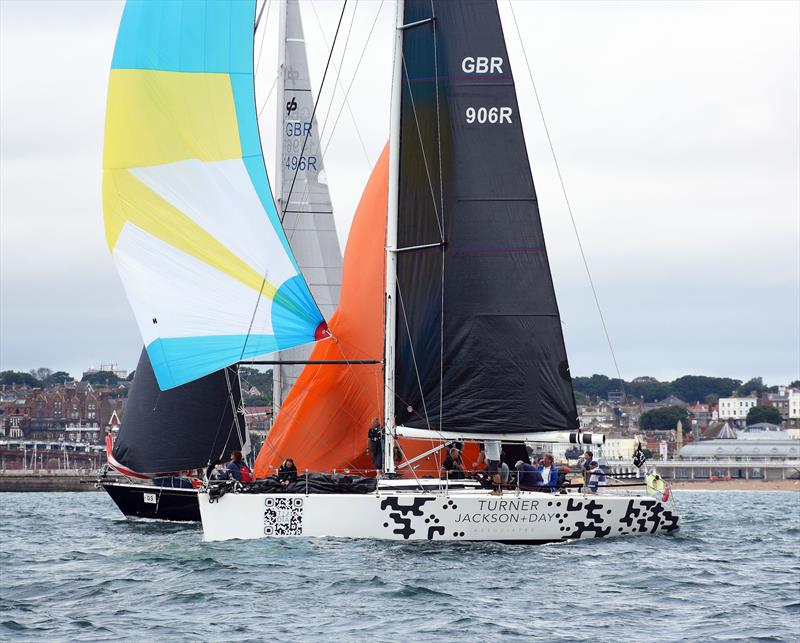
top-left (536, 453), bottom-right (560, 490)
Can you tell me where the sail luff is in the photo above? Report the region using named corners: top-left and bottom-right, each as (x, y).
top-left (383, 0), bottom-right (406, 474)
top-left (273, 0), bottom-right (288, 412)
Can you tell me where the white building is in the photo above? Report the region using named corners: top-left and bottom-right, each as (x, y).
top-left (600, 435), bottom-right (639, 461)
top-left (789, 389), bottom-right (800, 419)
top-left (718, 396), bottom-right (757, 420)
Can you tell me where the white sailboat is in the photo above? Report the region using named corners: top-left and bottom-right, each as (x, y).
top-left (102, 0), bottom-right (680, 543)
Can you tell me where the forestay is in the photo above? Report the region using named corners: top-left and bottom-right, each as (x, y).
top-left (394, 0), bottom-right (578, 434)
top-left (103, 0), bottom-right (327, 390)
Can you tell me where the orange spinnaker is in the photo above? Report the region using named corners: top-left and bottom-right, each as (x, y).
top-left (255, 144), bottom-right (477, 478)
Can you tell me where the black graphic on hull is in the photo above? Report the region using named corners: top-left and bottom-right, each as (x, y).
top-left (264, 497), bottom-right (303, 536)
top-left (380, 497), bottom-right (435, 539)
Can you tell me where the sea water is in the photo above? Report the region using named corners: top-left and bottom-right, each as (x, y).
top-left (0, 491), bottom-right (798, 642)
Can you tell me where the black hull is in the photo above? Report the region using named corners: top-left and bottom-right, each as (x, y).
top-left (101, 481), bottom-right (200, 522)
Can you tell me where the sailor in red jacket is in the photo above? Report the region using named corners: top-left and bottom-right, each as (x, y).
top-left (226, 450), bottom-right (253, 483)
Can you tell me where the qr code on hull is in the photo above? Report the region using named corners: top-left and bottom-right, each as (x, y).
top-left (264, 497), bottom-right (303, 536)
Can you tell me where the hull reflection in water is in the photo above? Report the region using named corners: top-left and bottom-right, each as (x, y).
top-left (199, 486), bottom-right (679, 542)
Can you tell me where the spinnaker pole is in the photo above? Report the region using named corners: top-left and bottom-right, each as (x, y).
top-left (383, 0), bottom-right (405, 474)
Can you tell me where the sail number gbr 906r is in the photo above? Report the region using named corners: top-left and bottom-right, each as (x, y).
top-left (462, 56), bottom-right (512, 125)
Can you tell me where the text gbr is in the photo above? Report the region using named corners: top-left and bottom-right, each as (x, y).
top-left (461, 56), bottom-right (512, 124)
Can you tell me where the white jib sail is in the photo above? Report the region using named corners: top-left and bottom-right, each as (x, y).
top-left (272, 0), bottom-right (343, 409)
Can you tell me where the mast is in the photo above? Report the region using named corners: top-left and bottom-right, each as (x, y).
top-left (273, 0), bottom-right (288, 413)
top-left (383, 0), bottom-right (405, 474)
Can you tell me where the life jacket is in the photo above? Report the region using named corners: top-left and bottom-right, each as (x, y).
top-left (239, 465), bottom-right (253, 483)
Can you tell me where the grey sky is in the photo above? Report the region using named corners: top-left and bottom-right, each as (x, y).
top-left (1, 0), bottom-right (798, 384)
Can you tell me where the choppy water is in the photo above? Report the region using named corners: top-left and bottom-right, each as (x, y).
top-left (0, 491), bottom-right (798, 642)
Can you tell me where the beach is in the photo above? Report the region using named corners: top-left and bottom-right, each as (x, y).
top-left (669, 479), bottom-right (800, 491)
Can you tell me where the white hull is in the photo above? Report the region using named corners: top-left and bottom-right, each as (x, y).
top-left (199, 486), bottom-right (679, 543)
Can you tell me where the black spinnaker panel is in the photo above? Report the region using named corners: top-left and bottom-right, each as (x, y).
top-left (112, 348), bottom-right (245, 475)
top-left (394, 0), bottom-right (578, 434)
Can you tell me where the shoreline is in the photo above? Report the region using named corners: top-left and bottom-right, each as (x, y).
top-left (669, 479), bottom-right (799, 492)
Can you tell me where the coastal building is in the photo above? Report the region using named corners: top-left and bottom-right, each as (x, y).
top-left (0, 383), bottom-right (124, 445)
top-left (668, 422), bottom-right (800, 481)
top-left (717, 396), bottom-right (757, 421)
top-left (599, 434), bottom-right (639, 461)
top-left (688, 402), bottom-right (714, 430)
top-left (788, 389), bottom-right (800, 429)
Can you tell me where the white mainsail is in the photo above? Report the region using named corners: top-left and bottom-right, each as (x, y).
top-left (272, 0), bottom-right (343, 410)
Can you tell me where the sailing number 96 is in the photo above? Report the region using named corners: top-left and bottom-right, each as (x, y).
top-left (465, 106), bottom-right (512, 124)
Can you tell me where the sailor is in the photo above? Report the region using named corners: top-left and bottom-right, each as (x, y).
top-left (277, 458), bottom-right (298, 487)
top-left (515, 460), bottom-right (539, 490)
top-left (440, 447), bottom-right (466, 480)
top-left (226, 450), bottom-right (252, 482)
top-left (474, 440), bottom-right (506, 492)
top-left (581, 451), bottom-right (604, 493)
top-left (366, 418), bottom-right (383, 473)
top-left (536, 453), bottom-right (559, 490)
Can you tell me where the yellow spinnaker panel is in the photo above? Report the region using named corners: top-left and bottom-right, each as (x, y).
top-left (104, 70), bottom-right (241, 169)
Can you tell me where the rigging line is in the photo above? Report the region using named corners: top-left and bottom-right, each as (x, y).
top-left (205, 366), bottom-right (243, 467)
top-left (320, 0), bottom-right (385, 163)
top-left (238, 1), bottom-right (348, 365)
top-left (395, 276), bottom-right (433, 432)
top-left (507, 1), bottom-right (625, 397)
top-left (317, 0), bottom-right (358, 147)
top-left (309, 0), bottom-right (373, 170)
top-left (281, 0), bottom-right (349, 226)
top-left (401, 52), bottom-right (445, 241)
top-left (429, 0), bottom-right (445, 436)
top-left (257, 71), bottom-right (280, 119)
top-left (255, 0), bottom-right (272, 74)
top-left (225, 366), bottom-right (247, 453)
top-left (282, 0), bottom-right (359, 225)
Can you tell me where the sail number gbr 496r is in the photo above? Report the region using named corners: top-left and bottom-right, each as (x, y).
top-left (462, 56), bottom-right (512, 125)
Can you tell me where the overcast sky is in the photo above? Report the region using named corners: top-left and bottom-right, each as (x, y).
top-left (1, 0), bottom-right (798, 384)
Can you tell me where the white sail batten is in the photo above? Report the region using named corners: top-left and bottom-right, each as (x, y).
top-left (273, 0), bottom-right (343, 409)
top-left (395, 425), bottom-right (606, 446)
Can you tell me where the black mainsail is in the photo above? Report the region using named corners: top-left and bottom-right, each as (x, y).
top-left (393, 0), bottom-right (578, 434)
top-left (111, 349), bottom-right (246, 475)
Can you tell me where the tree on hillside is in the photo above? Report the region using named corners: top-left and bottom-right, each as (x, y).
top-left (790, 380), bottom-right (800, 389)
top-left (571, 374), bottom-right (612, 399)
top-left (746, 405), bottom-right (782, 426)
top-left (669, 375), bottom-right (742, 402)
top-left (639, 406), bottom-right (691, 433)
top-left (81, 370), bottom-right (121, 386)
top-left (736, 377), bottom-right (767, 397)
top-left (42, 371), bottom-right (74, 387)
top-left (704, 393), bottom-right (719, 405)
top-left (0, 370), bottom-right (41, 387)
top-left (29, 368), bottom-right (52, 383)
top-left (626, 376), bottom-right (670, 402)
top-left (126, 370), bottom-right (136, 381)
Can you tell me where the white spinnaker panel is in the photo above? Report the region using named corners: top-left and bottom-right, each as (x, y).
top-left (130, 159), bottom-right (297, 287)
top-left (113, 223), bottom-right (276, 344)
top-left (273, 0), bottom-right (343, 408)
